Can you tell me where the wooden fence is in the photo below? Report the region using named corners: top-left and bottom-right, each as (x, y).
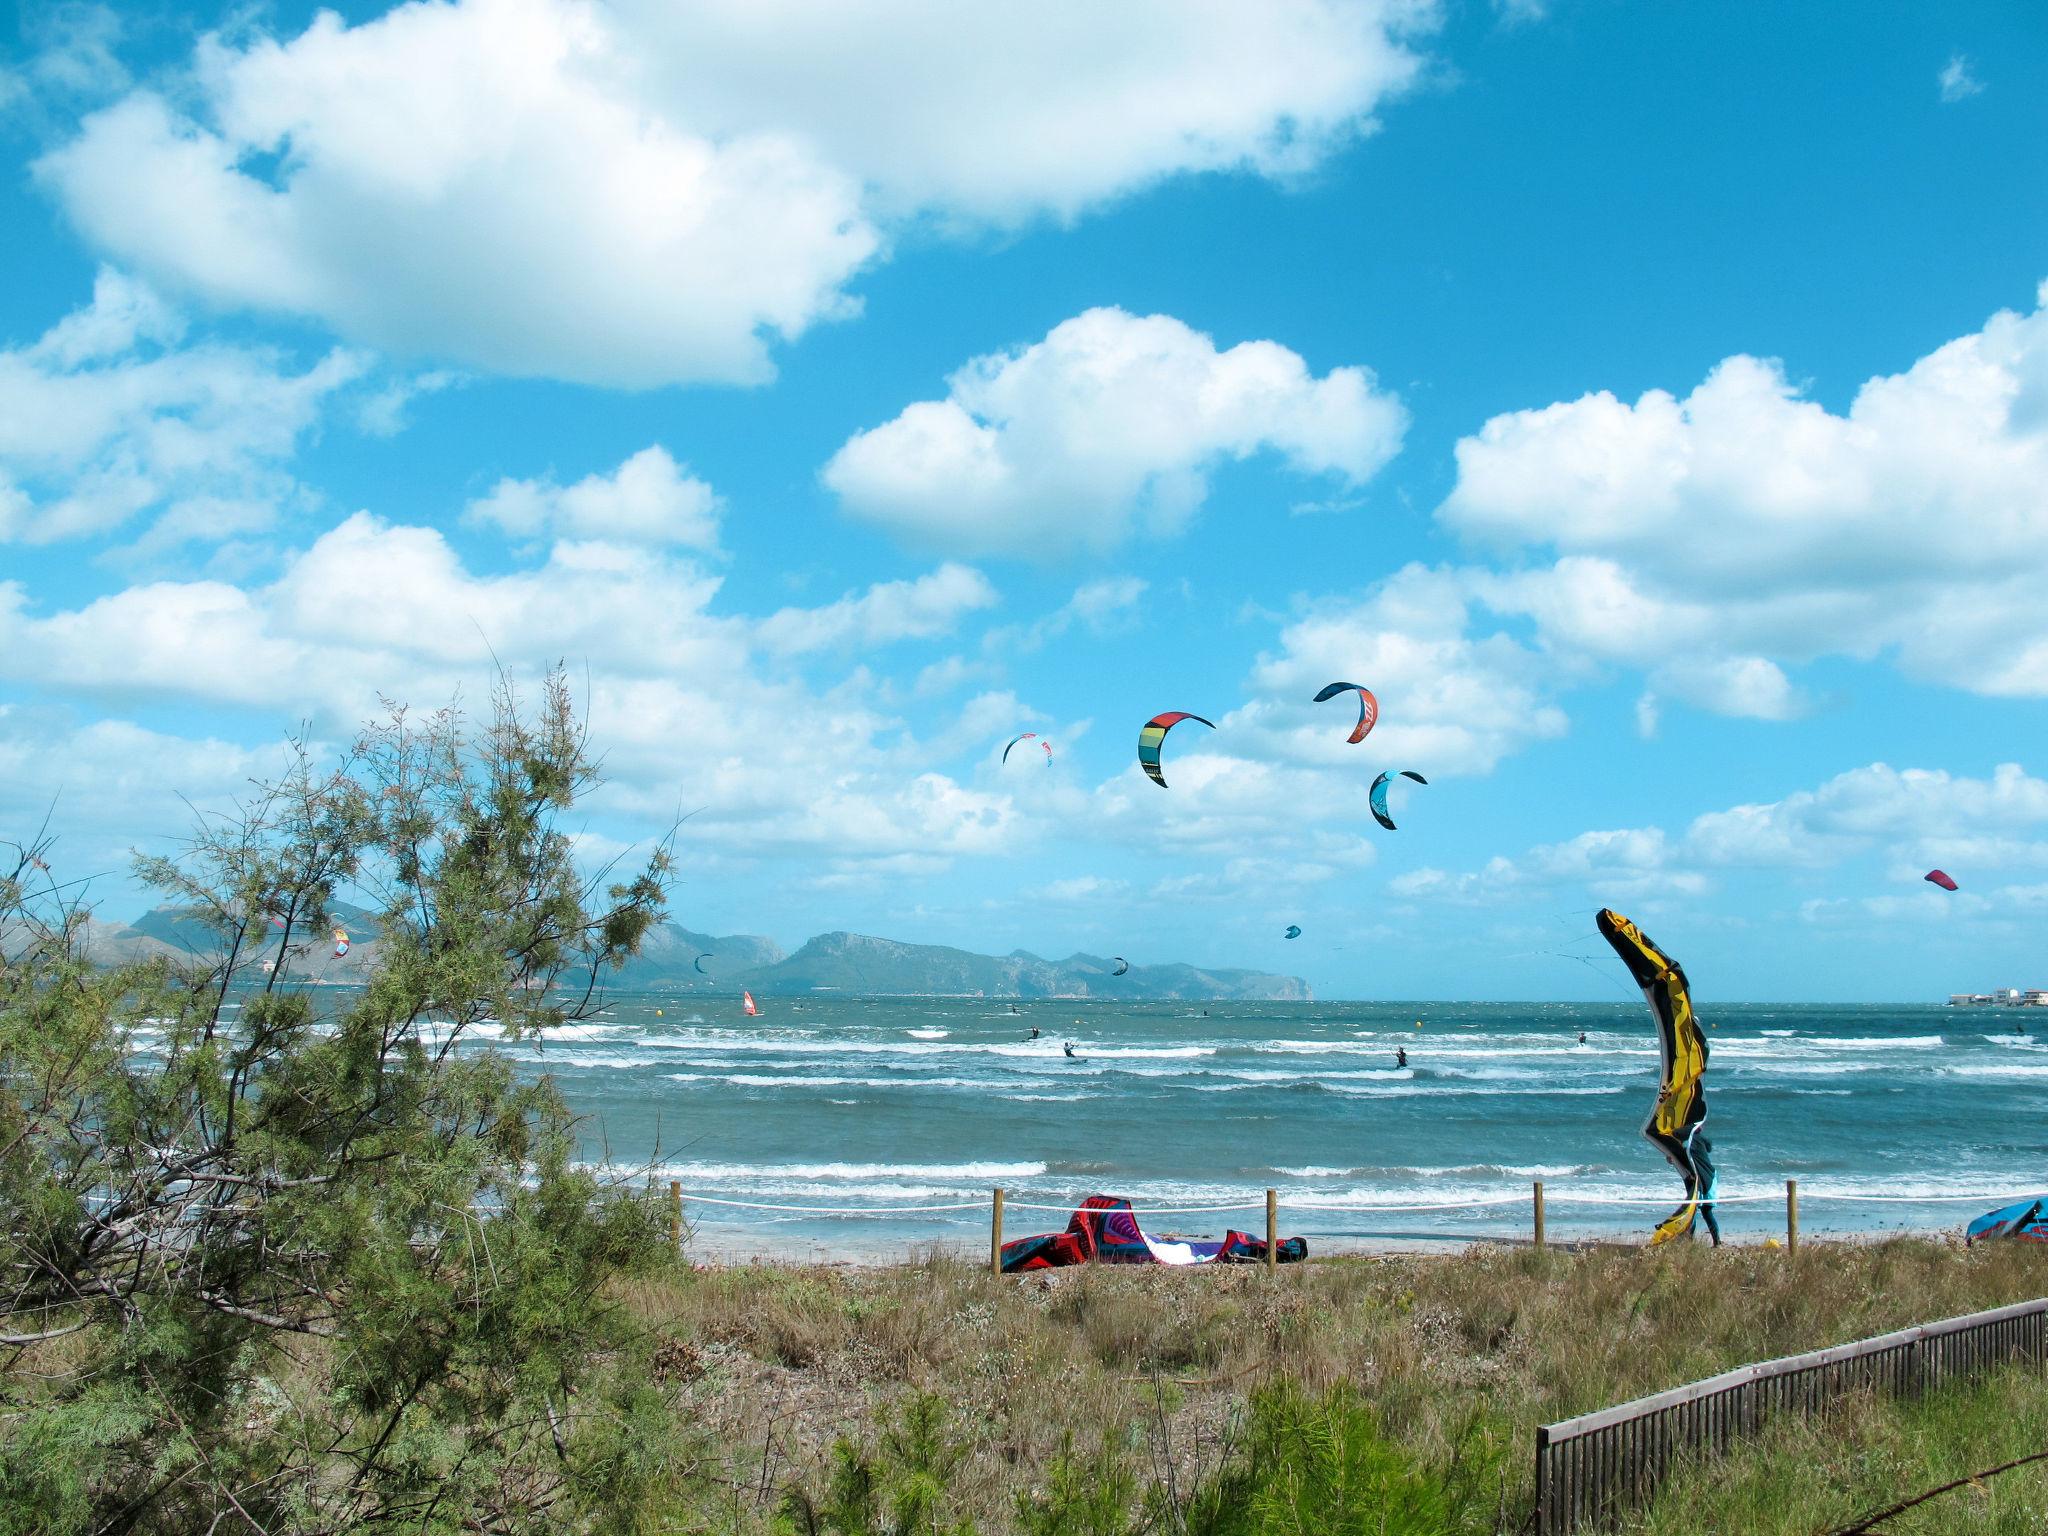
top-left (1533, 1296), bottom-right (2048, 1534)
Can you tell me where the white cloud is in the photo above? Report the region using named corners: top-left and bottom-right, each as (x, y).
top-left (1397, 762), bottom-right (2048, 910)
top-left (1234, 564), bottom-right (1569, 777)
top-left (36, 0), bottom-right (878, 388)
top-left (0, 704), bottom-right (276, 865)
top-left (0, 267), bottom-right (367, 547)
top-left (756, 564), bottom-right (998, 655)
top-left (1939, 53), bottom-right (1984, 103)
top-left (0, 511), bottom-right (1026, 876)
top-left (1687, 762), bottom-right (2048, 872)
top-left (617, 0), bottom-right (1433, 225)
top-left (465, 445), bottom-right (721, 548)
top-left (1441, 283), bottom-right (2048, 705)
top-left (34, 0), bottom-right (1435, 387)
top-left (825, 307), bottom-right (1407, 556)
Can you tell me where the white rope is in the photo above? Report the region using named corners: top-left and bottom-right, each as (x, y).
top-left (670, 1186), bottom-right (2037, 1218)
top-left (678, 1194), bottom-right (989, 1214)
top-left (1001, 1199), bottom-right (1269, 1215)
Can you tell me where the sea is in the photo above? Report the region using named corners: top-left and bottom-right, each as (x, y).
top-left (460, 994), bottom-right (2048, 1259)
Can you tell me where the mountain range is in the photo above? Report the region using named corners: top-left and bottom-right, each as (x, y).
top-left (52, 908), bottom-right (1311, 1001)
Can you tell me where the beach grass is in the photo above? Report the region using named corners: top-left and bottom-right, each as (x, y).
top-left (624, 1236), bottom-right (2048, 1533)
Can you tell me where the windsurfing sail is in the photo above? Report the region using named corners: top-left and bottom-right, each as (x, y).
top-left (1000, 1195), bottom-right (1306, 1271)
top-left (1138, 711), bottom-right (1214, 788)
top-left (742, 989), bottom-right (759, 1018)
top-left (1312, 682), bottom-right (1379, 745)
top-left (1598, 908), bottom-right (1713, 1245)
top-left (1369, 770), bottom-right (1428, 831)
top-left (331, 925), bottom-right (350, 958)
top-left (1967, 1197), bottom-right (2048, 1244)
top-left (1924, 869), bottom-right (1958, 892)
top-left (1111, 956), bottom-right (1129, 976)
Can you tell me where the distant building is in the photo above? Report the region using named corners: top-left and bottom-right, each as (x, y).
top-left (1949, 989), bottom-right (2048, 1006)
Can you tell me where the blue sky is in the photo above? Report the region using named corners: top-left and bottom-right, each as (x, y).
top-left (2, 0), bottom-right (2045, 1001)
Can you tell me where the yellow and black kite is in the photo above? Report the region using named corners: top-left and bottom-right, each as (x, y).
top-left (1597, 907), bottom-right (1716, 1245)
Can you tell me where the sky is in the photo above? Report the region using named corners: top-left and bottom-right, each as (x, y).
top-left (2, 0), bottom-right (2045, 1002)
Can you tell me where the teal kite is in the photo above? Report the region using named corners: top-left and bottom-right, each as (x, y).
top-left (1369, 770), bottom-right (1428, 831)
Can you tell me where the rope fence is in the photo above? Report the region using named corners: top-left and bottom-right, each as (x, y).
top-left (654, 1177), bottom-right (2023, 1270)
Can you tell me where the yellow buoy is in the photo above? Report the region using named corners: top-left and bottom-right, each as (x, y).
top-left (655, 1009), bottom-right (664, 1017)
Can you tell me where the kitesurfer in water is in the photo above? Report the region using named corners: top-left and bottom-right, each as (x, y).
top-left (1063, 1041), bottom-right (1077, 1059)
top-left (1577, 1031), bottom-right (1587, 1045)
top-left (1395, 1047), bottom-right (1408, 1069)
top-left (1028, 1027), bottom-right (1041, 1040)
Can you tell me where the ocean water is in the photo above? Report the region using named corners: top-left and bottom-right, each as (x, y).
top-left (462, 994), bottom-right (2048, 1257)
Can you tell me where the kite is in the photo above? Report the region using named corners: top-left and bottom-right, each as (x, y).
top-left (1284, 925), bottom-right (1302, 940)
top-left (1598, 907), bottom-right (1716, 1245)
top-left (1111, 957), bottom-right (1129, 976)
top-left (1369, 770), bottom-right (1429, 831)
top-left (1003, 733), bottom-right (1052, 765)
top-left (1001, 1195), bottom-right (1306, 1270)
top-left (1138, 711), bottom-right (1214, 788)
top-left (1967, 1197), bottom-right (2048, 1244)
top-left (693, 953), bottom-right (714, 974)
top-left (1313, 682), bottom-right (1380, 745)
top-left (1924, 869), bottom-right (1959, 892)
top-left (331, 926), bottom-right (350, 958)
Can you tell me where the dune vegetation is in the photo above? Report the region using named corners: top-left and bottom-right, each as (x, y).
top-left (6, 679), bottom-right (2046, 1534)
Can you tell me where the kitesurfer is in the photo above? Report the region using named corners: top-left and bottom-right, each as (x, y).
top-left (1395, 1047), bottom-right (1408, 1069)
top-left (1028, 1027), bottom-right (1041, 1040)
top-left (1577, 1031), bottom-right (1587, 1045)
top-left (1063, 1042), bottom-right (1077, 1059)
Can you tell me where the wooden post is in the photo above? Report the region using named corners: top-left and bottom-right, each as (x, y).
top-left (990, 1187), bottom-right (1005, 1276)
top-left (1533, 1180), bottom-right (1546, 1250)
top-left (669, 1180), bottom-right (682, 1251)
top-left (1266, 1188), bottom-right (1278, 1273)
top-left (1786, 1179), bottom-right (1799, 1254)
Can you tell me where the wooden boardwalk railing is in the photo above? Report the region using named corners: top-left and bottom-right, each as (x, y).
top-left (1534, 1297), bottom-right (2048, 1534)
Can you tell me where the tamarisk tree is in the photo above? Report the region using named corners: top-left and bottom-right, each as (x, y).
top-left (0, 674), bottom-right (689, 1534)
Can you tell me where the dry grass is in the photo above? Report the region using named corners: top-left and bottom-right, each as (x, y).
top-left (619, 1236), bottom-right (2048, 1531)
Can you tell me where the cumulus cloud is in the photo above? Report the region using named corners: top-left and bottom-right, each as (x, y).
top-left (1441, 282), bottom-right (2048, 706)
top-left (0, 510), bottom-right (1027, 875)
top-left (0, 703), bottom-right (278, 869)
top-left (465, 445), bottom-right (722, 548)
top-left (825, 307), bottom-right (1407, 556)
top-left (756, 564), bottom-right (998, 655)
top-left (33, 0), bottom-right (1435, 387)
top-left (1939, 53), bottom-right (1984, 103)
top-left (1233, 564), bottom-right (1569, 777)
top-left (1398, 762), bottom-right (2048, 910)
top-left (0, 267), bottom-right (366, 547)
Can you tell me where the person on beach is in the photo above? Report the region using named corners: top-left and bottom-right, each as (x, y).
top-left (1693, 1136), bottom-right (1722, 1246)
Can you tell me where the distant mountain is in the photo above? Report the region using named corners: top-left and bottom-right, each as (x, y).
top-left (725, 930), bottom-right (1307, 1001)
top-left (48, 908), bottom-right (1307, 1001)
